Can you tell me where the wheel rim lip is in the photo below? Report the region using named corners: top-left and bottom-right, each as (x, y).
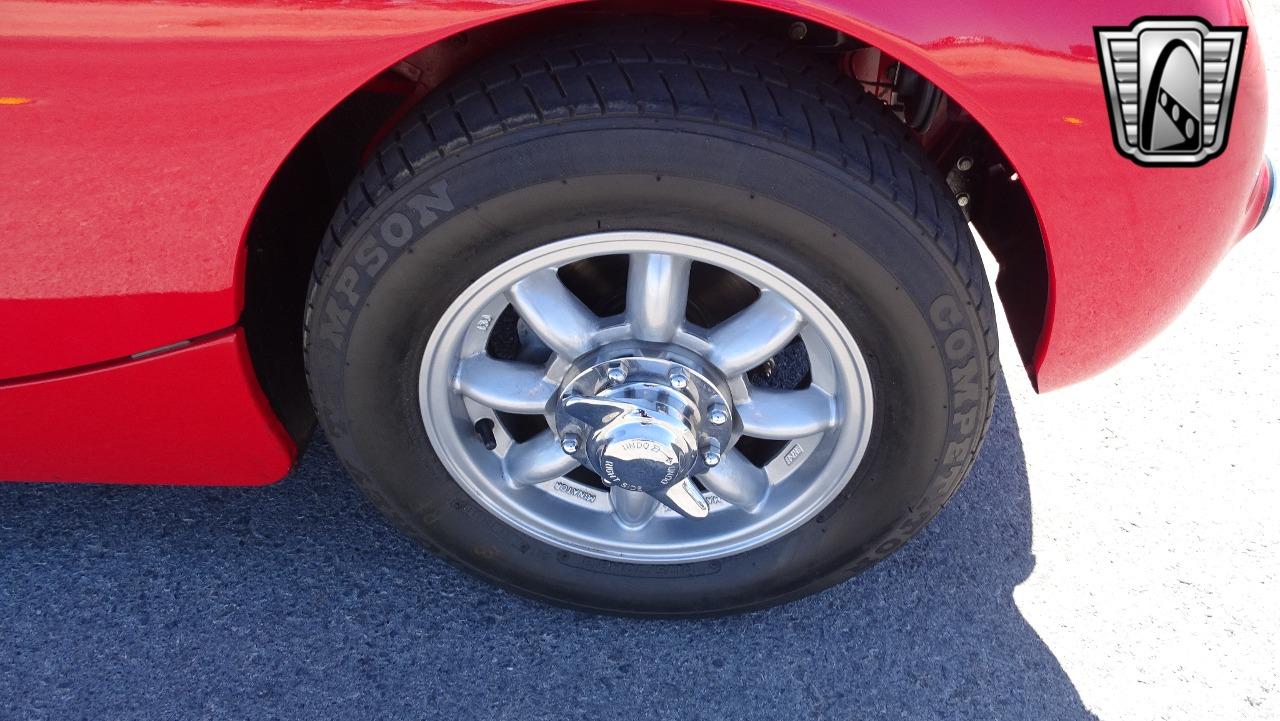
top-left (419, 231), bottom-right (874, 563)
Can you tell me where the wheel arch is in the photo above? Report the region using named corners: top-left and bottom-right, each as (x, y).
top-left (241, 0), bottom-right (1051, 441)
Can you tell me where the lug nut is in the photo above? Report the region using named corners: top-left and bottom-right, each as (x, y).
top-left (606, 365), bottom-right (628, 384)
top-left (956, 156), bottom-right (974, 172)
top-left (703, 439), bottom-right (722, 467)
top-left (560, 433), bottom-right (581, 455)
top-left (708, 405), bottom-right (729, 426)
top-left (669, 369), bottom-right (689, 390)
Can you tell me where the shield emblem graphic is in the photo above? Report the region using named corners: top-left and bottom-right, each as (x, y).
top-left (1095, 18), bottom-right (1247, 166)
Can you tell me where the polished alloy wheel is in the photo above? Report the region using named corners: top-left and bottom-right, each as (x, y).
top-left (418, 232), bottom-right (874, 563)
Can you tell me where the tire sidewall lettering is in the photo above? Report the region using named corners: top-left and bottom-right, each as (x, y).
top-left (314, 181), bottom-right (455, 355)
top-left (380, 213), bottom-right (415, 248)
top-left (309, 181), bottom-right (455, 460)
top-left (881, 293), bottom-right (987, 542)
top-left (924, 294), bottom-right (983, 504)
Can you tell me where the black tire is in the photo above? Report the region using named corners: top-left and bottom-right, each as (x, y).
top-left (304, 18), bottom-right (997, 616)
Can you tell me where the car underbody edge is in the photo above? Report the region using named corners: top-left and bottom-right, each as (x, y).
top-left (0, 329), bottom-right (297, 485)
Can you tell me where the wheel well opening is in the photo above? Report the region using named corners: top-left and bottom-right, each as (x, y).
top-left (241, 2), bottom-right (1051, 440)
top-left (240, 76), bottom-right (409, 444)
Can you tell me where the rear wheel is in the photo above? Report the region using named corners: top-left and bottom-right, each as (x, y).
top-left (304, 19), bottom-right (997, 616)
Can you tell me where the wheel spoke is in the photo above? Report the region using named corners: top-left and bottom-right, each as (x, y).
top-left (507, 268), bottom-right (602, 360)
top-left (627, 252), bottom-right (691, 343)
top-left (697, 449), bottom-right (768, 511)
top-left (610, 488), bottom-right (660, 529)
top-left (736, 386), bottom-right (837, 439)
top-left (706, 290), bottom-right (804, 376)
top-left (455, 354), bottom-right (557, 414)
top-left (503, 431), bottom-right (579, 486)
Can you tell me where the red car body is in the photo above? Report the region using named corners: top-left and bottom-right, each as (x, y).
top-left (0, 0), bottom-right (1270, 485)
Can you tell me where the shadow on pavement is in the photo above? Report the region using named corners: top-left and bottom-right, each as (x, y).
top-left (0, 377), bottom-right (1095, 720)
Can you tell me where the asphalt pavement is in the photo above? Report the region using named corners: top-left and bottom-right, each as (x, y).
top-left (3, 9), bottom-right (1278, 721)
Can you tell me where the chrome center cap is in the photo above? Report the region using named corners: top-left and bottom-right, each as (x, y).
top-left (573, 385), bottom-right (699, 492)
top-left (601, 437), bottom-right (683, 486)
top-left (554, 352), bottom-right (735, 519)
